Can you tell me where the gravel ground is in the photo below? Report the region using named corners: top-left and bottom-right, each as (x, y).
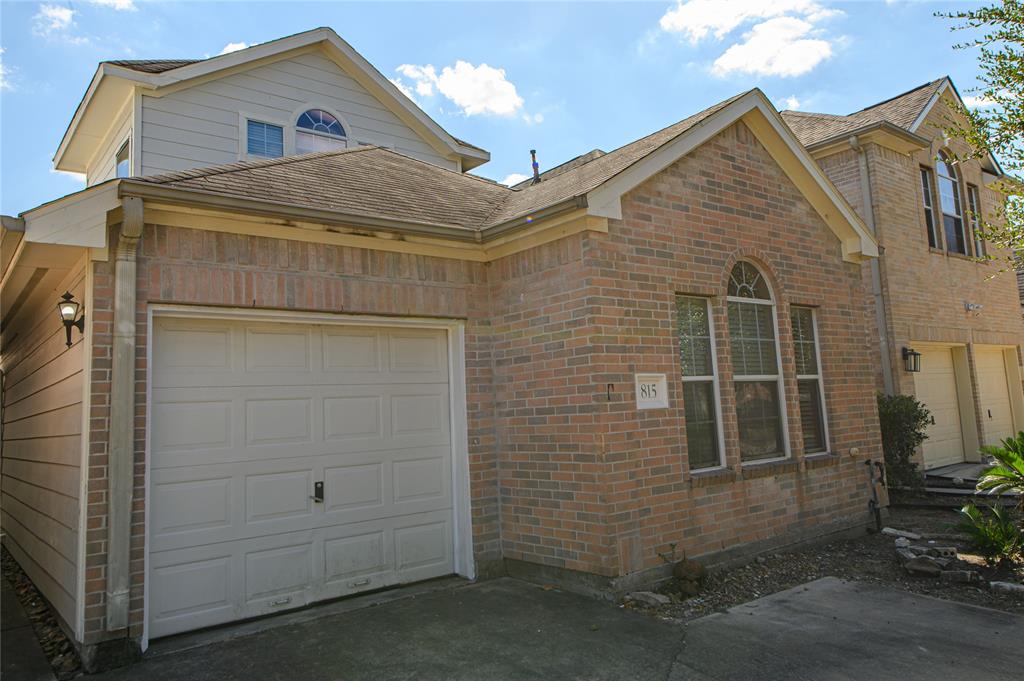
top-left (2, 545), bottom-right (83, 679)
top-left (627, 506), bottom-right (1024, 622)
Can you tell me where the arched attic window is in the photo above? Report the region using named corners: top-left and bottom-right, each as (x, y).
top-left (295, 109), bottom-right (347, 154)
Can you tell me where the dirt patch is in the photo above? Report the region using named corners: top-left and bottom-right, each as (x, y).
top-left (2, 545), bottom-right (83, 679)
top-left (627, 507), bottom-right (1024, 622)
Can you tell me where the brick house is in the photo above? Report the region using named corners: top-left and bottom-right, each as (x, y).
top-left (1, 28), bottom-right (886, 668)
top-left (782, 79), bottom-right (1024, 471)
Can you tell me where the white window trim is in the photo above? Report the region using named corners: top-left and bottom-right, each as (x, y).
top-left (238, 111), bottom-right (290, 160)
top-left (290, 104), bottom-right (353, 153)
top-left (793, 306), bottom-right (831, 455)
top-left (679, 296), bottom-right (727, 472)
top-left (727, 287), bottom-right (792, 464)
top-left (966, 184), bottom-right (984, 257)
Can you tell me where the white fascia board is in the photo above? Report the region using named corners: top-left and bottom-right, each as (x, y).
top-left (22, 181), bottom-right (120, 248)
top-left (585, 90), bottom-right (877, 262)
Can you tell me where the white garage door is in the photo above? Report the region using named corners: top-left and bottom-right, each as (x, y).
top-left (976, 346), bottom-right (1014, 447)
top-left (915, 346), bottom-right (965, 470)
top-left (148, 317), bottom-right (455, 638)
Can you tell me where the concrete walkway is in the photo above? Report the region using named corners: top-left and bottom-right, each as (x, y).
top-left (1, 577), bottom-right (55, 681)
top-left (89, 577), bottom-right (1021, 681)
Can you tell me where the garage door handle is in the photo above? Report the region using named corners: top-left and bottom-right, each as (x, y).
top-left (930, 416), bottom-right (935, 425)
top-left (311, 481), bottom-right (324, 503)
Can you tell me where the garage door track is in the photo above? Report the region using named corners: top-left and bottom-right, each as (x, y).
top-left (92, 576), bottom-right (1022, 680)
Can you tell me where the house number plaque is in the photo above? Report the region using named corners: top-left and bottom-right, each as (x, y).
top-left (634, 373), bottom-right (669, 409)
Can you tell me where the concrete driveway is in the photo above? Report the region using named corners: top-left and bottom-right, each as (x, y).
top-left (92, 577), bottom-right (1021, 681)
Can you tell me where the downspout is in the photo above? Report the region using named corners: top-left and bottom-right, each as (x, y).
top-left (849, 136), bottom-right (895, 395)
top-left (106, 196), bottom-right (143, 632)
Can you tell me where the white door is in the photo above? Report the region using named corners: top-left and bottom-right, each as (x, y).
top-left (915, 346), bottom-right (965, 469)
top-left (975, 346), bottom-right (1014, 447)
top-left (148, 317), bottom-right (455, 638)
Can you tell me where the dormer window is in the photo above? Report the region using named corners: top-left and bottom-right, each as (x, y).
top-left (295, 109), bottom-right (346, 154)
top-left (115, 141), bottom-right (130, 178)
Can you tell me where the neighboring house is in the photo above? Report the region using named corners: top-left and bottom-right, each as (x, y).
top-left (1, 28), bottom-right (885, 669)
top-left (782, 78), bottom-right (1024, 472)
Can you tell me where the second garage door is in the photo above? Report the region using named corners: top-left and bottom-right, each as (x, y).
top-left (976, 346), bottom-right (1014, 447)
top-left (148, 317), bottom-right (455, 638)
top-left (915, 346), bottom-right (965, 470)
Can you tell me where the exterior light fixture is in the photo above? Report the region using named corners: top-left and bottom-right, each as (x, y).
top-left (57, 291), bottom-right (85, 348)
top-left (902, 347), bottom-right (921, 373)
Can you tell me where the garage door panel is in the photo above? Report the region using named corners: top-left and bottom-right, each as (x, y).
top-left (976, 347), bottom-right (1014, 447)
top-left (915, 346), bottom-right (965, 469)
top-left (150, 319), bottom-right (456, 638)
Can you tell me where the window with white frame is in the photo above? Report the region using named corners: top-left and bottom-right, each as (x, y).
top-left (791, 306), bottom-right (828, 454)
top-left (920, 167), bottom-right (939, 249)
top-left (677, 296), bottom-right (722, 470)
top-left (295, 109), bottom-right (347, 154)
top-left (727, 262), bottom-right (787, 462)
top-left (936, 153), bottom-right (968, 255)
top-left (115, 140), bottom-right (130, 178)
top-left (247, 119), bottom-right (284, 158)
top-left (967, 183), bottom-right (985, 257)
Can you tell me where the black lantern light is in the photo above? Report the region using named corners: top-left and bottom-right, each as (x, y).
top-left (901, 347), bottom-right (921, 373)
top-left (57, 291), bottom-right (85, 348)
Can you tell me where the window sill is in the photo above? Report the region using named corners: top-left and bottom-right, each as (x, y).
top-left (688, 467), bottom-right (736, 487)
top-left (740, 458), bottom-right (798, 479)
top-left (803, 452), bottom-right (840, 469)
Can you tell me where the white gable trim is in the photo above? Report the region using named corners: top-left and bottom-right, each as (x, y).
top-left (55, 28), bottom-right (488, 172)
top-left (586, 90), bottom-right (878, 263)
top-left (910, 78), bottom-right (1004, 177)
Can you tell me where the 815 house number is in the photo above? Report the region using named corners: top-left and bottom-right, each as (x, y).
top-left (634, 373), bottom-right (669, 409)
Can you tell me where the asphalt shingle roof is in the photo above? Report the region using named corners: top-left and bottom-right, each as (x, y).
top-left (105, 59), bottom-right (201, 73)
top-left (781, 78), bottom-right (945, 147)
top-left (135, 92), bottom-right (749, 232)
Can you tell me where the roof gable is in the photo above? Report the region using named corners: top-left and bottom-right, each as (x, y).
top-left (55, 27), bottom-right (489, 173)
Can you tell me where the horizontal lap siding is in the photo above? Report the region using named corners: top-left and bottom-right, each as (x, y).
top-left (87, 100), bottom-right (132, 186)
top-left (140, 51), bottom-right (455, 177)
top-left (1, 258), bottom-right (87, 630)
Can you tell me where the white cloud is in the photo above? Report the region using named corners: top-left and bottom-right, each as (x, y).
top-left (219, 42), bottom-right (249, 55)
top-left (522, 112), bottom-right (544, 125)
top-left (659, 0), bottom-right (836, 43)
top-left (501, 173), bottom-right (530, 186)
top-left (393, 60), bottom-right (524, 116)
top-left (963, 95), bottom-right (997, 109)
top-left (390, 77), bottom-right (417, 102)
top-left (0, 48), bottom-right (10, 91)
top-left (779, 95), bottom-right (801, 110)
top-left (712, 17), bottom-right (833, 78)
top-left (90, 0), bottom-right (137, 10)
top-left (33, 4), bottom-right (75, 35)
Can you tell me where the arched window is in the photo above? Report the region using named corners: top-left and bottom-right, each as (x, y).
top-left (936, 153), bottom-right (967, 255)
top-left (726, 262), bottom-right (788, 461)
top-left (295, 109), bottom-right (347, 154)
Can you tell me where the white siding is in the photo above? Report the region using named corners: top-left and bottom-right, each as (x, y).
top-left (86, 98), bottom-right (133, 186)
top-left (140, 51), bottom-right (456, 176)
top-left (1, 258), bottom-right (86, 629)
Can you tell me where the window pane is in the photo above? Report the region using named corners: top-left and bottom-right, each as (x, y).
top-left (944, 214), bottom-right (967, 255)
top-left (728, 301), bottom-right (777, 376)
top-left (115, 142), bottom-right (130, 179)
top-left (920, 168), bottom-right (937, 248)
top-left (296, 130), bottom-right (347, 155)
top-left (728, 261), bottom-right (771, 300)
top-left (247, 120), bottom-right (284, 158)
top-left (734, 381), bottom-right (785, 461)
top-left (684, 381), bottom-right (720, 469)
top-left (968, 185), bottom-right (984, 257)
top-left (798, 379), bottom-right (826, 453)
top-left (677, 297), bottom-right (713, 377)
top-left (790, 307), bottom-right (818, 375)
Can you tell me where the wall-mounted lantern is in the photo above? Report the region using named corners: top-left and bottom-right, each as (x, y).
top-left (902, 347), bottom-right (921, 373)
top-left (57, 291), bottom-right (85, 348)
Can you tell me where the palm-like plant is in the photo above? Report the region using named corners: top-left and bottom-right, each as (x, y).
top-left (978, 431), bottom-right (1024, 513)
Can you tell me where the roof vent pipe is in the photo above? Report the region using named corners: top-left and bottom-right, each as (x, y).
top-left (530, 149), bottom-right (541, 184)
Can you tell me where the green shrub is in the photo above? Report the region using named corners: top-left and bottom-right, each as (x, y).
top-left (957, 503), bottom-right (1023, 566)
top-left (876, 393), bottom-right (930, 489)
top-left (978, 431), bottom-right (1024, 514)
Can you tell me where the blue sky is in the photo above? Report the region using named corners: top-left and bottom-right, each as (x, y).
top-left (0, 0), bottom-right (990, 216)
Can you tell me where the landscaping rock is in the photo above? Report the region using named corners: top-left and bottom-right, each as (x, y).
top-left (940, 570), bottom-right (981, 584)
top-left (896, 548), bottom-right (917, 561)
top-left (627, 591), bottom-right (671, 607)
top-left (882, 527), bottom-right (922, 540)
top-left (894, 537), bottom-right (911, 549)
top-left (903, 556), bottom-right (942, 577)
top-left (989, 581), bottom-right (1024, 595)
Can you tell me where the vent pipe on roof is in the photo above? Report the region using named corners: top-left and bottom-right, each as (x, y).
top-left (530, 149), bottom-right (541, 184)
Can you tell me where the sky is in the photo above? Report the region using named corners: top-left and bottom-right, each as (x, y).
top-left (0, 0), bottom-right (993, 216)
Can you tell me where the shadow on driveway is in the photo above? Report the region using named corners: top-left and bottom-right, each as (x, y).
top-left (93, 577), bottom-right (1022, 680)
